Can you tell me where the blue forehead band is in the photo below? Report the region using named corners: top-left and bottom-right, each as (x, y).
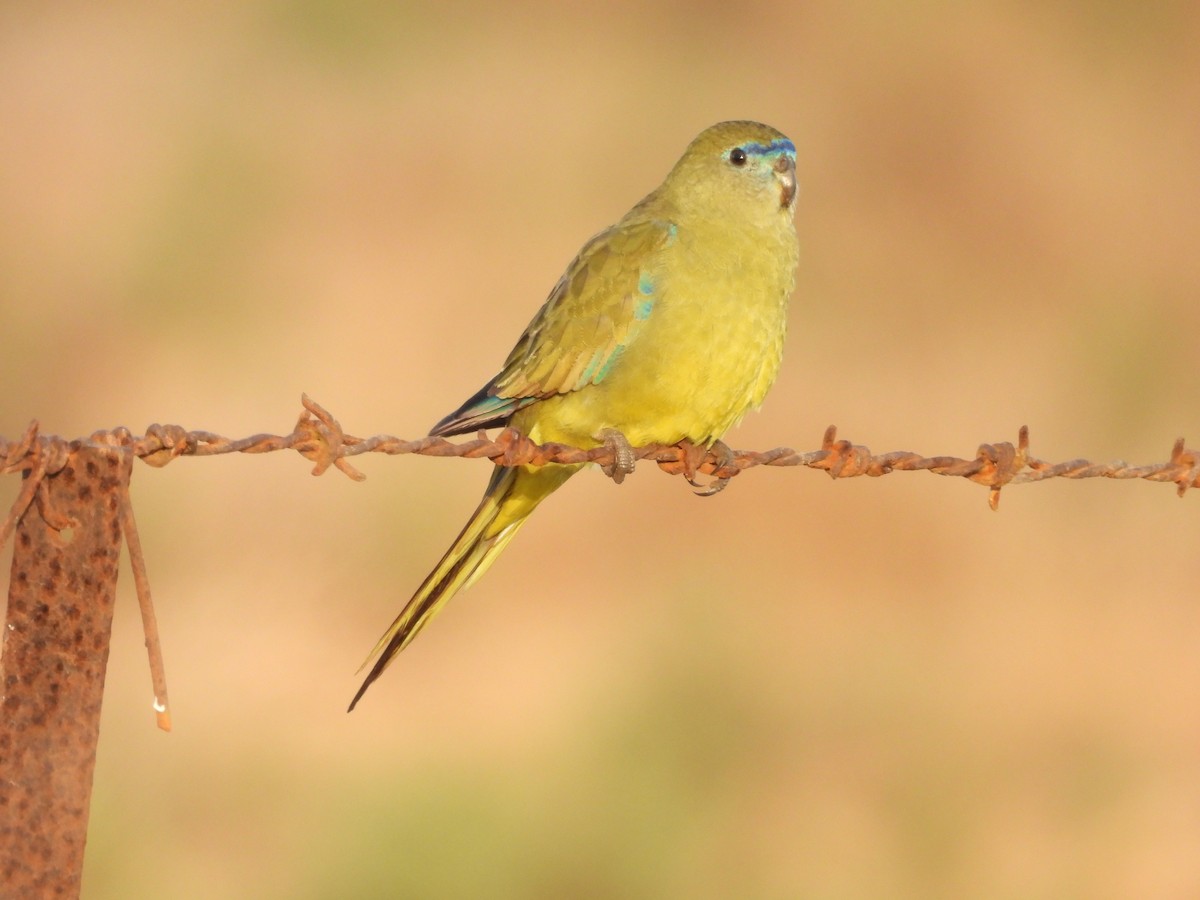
top-left (734, 138), bottom-right (796, 158)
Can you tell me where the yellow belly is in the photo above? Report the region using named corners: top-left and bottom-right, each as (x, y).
top-left (520, 224), bottom-right (795, 449)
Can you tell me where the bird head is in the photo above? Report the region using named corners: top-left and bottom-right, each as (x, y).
top-left (661, 120), bottom-right (798, 222)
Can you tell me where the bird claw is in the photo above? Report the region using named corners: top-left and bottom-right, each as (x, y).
top-left (692, 475), bottom-right (731, 496)
top-left (682, 439), bottom-right (734, 496)
top-left (600, 429), bottom-right (636, 484)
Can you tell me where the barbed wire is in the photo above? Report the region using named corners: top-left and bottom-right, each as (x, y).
top-left (2, 393), bottom-right (1195, 735)
top-left (3, 395), bottom-right (1198, 515)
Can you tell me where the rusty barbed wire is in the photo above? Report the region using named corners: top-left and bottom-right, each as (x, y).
top-left (2, 393), bottom-right (1196, 747)
top-left (3, 395), bottom-right (1199, 516)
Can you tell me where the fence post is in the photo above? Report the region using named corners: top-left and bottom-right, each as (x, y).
top-left (1, 446), bottom-right (127, 898)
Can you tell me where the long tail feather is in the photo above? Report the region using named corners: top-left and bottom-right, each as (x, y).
top-left (348, 462), bottom-right (575, 710)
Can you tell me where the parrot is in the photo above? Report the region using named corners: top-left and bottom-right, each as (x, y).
top-left (349, 120), bottom-right (799, 710)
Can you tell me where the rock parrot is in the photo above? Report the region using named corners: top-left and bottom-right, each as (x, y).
top-left (349, 120), bottom-right (799, 710)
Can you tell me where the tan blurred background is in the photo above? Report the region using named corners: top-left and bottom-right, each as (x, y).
top-left (3, 3), bottom-right (1199, 897)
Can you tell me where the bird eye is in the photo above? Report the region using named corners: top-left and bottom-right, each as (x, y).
top-left (729, 147), bottom-right (747, 167)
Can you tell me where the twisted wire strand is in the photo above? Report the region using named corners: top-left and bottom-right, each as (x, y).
top-left (3, 394), bottom-right (1198, 516)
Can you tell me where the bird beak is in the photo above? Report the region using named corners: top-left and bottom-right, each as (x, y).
top-left (774, 155), bottom-right (797, 209)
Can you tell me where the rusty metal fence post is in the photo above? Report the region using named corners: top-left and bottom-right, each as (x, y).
top-left (1, 446), bottom-right (127, 899)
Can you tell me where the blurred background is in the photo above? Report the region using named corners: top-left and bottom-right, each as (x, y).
top-left (2, 3), bottom-right (1199, 897)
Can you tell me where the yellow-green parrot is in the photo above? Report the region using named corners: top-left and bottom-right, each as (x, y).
top-left (350, 120), bottom-right (799, 710)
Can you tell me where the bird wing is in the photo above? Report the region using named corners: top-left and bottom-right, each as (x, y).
top-left (431, 217), bottom-right (673, 437)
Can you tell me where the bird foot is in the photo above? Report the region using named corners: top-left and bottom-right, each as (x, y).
top-left (599, 428), bottom-right (636, 484)
top-left (681, 438), bottom-right (734, 496)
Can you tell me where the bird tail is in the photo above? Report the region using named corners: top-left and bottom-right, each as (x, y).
top-left (348, 462), bottom-right (577, 710)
